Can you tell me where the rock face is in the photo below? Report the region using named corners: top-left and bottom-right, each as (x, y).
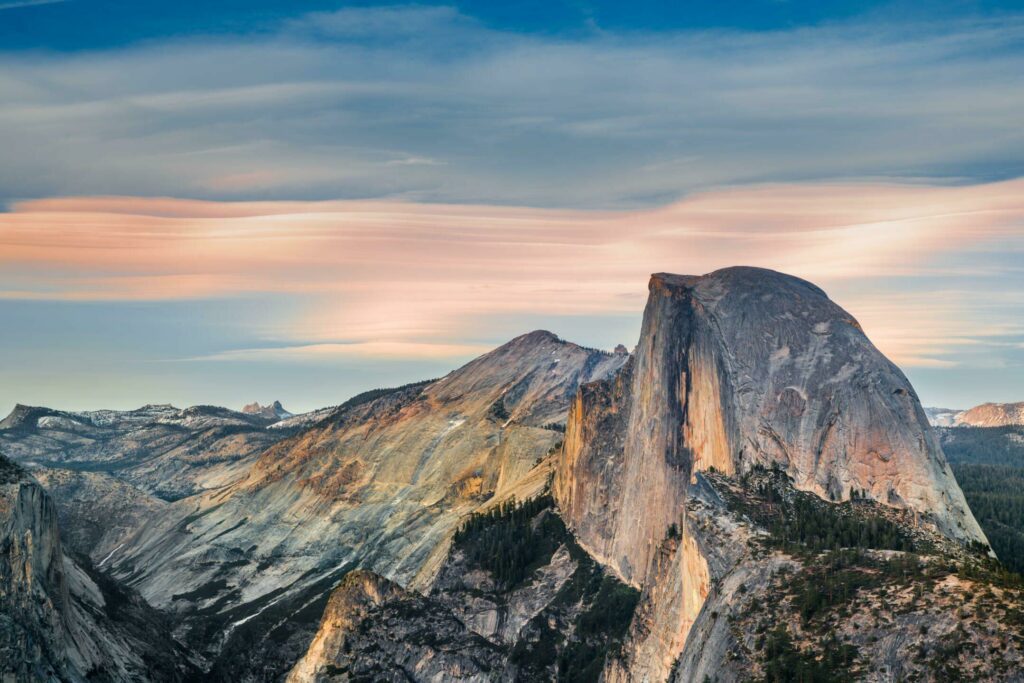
top-left (668, 469), bottom-right (1024, 683)
top-left (955, 402), bottom-right (1024, 427)
top-left (242, 401), bottom-right (294, 421)
top-left (287, 498), bottom-right (639, 683)
top-left (0, 455), bottom-right (196, 682)
top-left (102, 331), bottom-right (627, 675)
top-left (0, 457), bottom-right (68, 680)
top-left (554, 267), bottom-right (986, 681)
top-left (287, 570), bottom-right (502, 683)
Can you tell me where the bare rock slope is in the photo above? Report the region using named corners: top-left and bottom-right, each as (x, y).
top-left (104, 332), bottom-right (627, 676)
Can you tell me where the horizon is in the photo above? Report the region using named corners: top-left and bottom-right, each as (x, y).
top-left (3, 1), bottom-right (1024, 414)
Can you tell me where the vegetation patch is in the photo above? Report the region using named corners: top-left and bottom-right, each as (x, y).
top-left (453, 495), bottom-right (563, 590)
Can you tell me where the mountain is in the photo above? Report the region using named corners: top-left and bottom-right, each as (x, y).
top-left (956, 402), bottom-right (1024, 427)
top-left (243, 401), bottom-right (294, 421)
top-left (3, 267), bottom-right (1022, 682)
top-left (552, 268), bottom-right (987, 680)
top-left (925, 402), bottom-right (1024, 428)
top-left (924, 406), bottom-right (962, 427)
top-left (102, 330), bottom-right (628, 677)
top-left (0, 403), bottom-right (292, 500)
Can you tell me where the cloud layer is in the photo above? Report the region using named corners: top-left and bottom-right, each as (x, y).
top-left (1, 8), bottom-right (1023, 207)
top-left (3, 179), bottom-right (1022, 370)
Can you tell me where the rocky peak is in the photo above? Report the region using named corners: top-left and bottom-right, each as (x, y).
top-left (554, 267), bottom-right (988, 681)
top-left (241, 400), bottom-right (293, 421)
top-left (557, 265), bottom-right (985, 574)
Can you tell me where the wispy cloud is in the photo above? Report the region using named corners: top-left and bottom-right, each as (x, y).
top-left (181, 341), bottom-right (494, 363)
top-left (2, 179), bottom-right (1022, 369)
top-left (0, 8), bottom-right (1022, 206)
top-left (0, 0), bottom-right (65, 10)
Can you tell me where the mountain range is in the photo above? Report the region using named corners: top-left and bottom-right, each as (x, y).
top-left (2, 267), bottom-right (1023, 682)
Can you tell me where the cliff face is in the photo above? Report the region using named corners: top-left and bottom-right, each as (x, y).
top-left (0, 458), bottom-right (69, 681)
top-left (557, 268), bottom-right (983, 583)
top-left (555, 267), bottom-right (987, 681)
top-left (287, 499), bottom-right (639, 683)
top-left (0, 456), bottom-right (196, 682)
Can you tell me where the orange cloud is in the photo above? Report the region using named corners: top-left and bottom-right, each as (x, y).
top-left (2, 179), bottom-right (1022, 366)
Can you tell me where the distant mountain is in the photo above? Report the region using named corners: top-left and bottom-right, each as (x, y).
top-left (242, 400), bottom-right (294, 421)
top-left (0, 403), bottom-right (290, 500)
top-left (956, 402), bottom-right (1024, 427)
top-left (924, 406), bottom-right (963, 427)
top-left (925, 402), bottom-right (1024, 428)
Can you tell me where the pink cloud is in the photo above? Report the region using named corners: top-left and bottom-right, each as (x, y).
top-left (2, 179), bottom-right (1022, 365)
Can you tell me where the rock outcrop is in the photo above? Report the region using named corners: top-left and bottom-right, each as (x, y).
top-left (554, 267), bottom-right (986, 681)
top-left (287, 498), bottom-right (639, 683)
top-left (242, 400), bottom-right (294, 421)
top-left (0, 455), bottom-right (196, 681)
top-left (668, 469), bottom-right (1024, 683)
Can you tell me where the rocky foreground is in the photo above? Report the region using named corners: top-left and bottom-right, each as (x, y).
top-left (2, 266), bottom-right (1022, 682)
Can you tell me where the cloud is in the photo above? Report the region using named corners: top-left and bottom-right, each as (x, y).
top-left (182, 341), bottom-right (494, 363)
top-left (2, 179), bottom-right (1022, 369)
top-left (1, 8), bottom-right (1023, 207)
top-left (0, 0), bottom-right (65, 10)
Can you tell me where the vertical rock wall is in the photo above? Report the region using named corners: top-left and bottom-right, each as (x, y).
top-left (554, 267), bottom-right (987, 682)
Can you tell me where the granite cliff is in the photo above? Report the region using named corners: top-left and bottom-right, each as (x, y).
top-left (554, 267), bottom-right (987, 680)
top-left (0, 455), bottom-right (196, 681)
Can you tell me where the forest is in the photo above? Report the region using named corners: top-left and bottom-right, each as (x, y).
top-left (941, 426), bottom-right (1024, 574)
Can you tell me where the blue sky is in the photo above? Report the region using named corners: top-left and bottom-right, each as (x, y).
top-left (1, 1), bottom-right (1023, 414)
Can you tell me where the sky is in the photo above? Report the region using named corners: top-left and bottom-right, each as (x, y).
top-left (1, 1), bottom-right (1023, 414)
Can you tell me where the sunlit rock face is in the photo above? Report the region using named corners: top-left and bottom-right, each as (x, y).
top-left (104, 331), bottom-right (627, 670)
top-left (557, 268), bottom-right (983, 582)
top-left (554, 267), bottom-right (986, 681)
top-left (955, 402), bottom-right (1024, 427)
